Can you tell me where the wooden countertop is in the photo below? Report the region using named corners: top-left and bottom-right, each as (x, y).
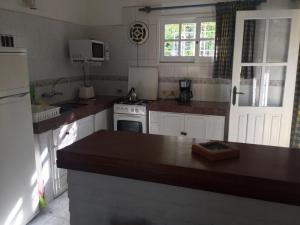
top-left (147, 100), bottom-right (229, 116)
top-left (33, 96), bottom-right (118, 134)
top-left (57, 130), bottom-right (300, 206)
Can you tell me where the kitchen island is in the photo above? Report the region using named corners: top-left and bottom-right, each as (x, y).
top-left (57, 130), bottom-right (300, 225)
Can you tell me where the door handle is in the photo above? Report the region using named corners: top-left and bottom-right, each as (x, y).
top-left (181, 132), bottom-right (187, 136)
top-left (232, 86), bottom-right (245, 106)
top-left (0, 92), bottom-right (29, 100)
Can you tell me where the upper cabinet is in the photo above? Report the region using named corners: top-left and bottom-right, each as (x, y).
top-left (149, 111), bottom-right (225, 141)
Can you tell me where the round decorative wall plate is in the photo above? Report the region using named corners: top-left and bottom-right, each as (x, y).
top-left (128, 21), bottom-right (149, 45)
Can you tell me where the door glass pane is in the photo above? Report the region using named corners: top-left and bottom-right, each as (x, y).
top-left (267, 19), bottom-right (291, 63)
top-left (239, 66), bottom-right (286, 107)
top-left (242, 19), bottom-right (266, 63)
top-left (239, 66), bottom-right (262, 106)
top-left (266, 66), bottom-right (286, 107)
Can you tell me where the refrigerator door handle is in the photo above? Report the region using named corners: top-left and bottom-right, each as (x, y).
top-left (0, 92), bottom-right (29, 100)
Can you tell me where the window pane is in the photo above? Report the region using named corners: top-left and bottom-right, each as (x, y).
top-left (164, 24), bottom-right (179, 40)
top-left (200, 22), bottom-right (216, 39)
top-left (199, 40), bottom-right (215, 57)
top-left (164, 41), bottom-right (179, 56)
top-left (181, 41), bottom-right (195, 56)
top-left (181, 23), bottom-right (196, 39)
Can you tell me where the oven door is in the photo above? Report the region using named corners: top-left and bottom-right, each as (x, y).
top-left (114, 113), bottom-right (146, 133)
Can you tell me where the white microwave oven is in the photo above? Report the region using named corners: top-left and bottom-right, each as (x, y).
top-left (69, 40), bottom-right (105, 63)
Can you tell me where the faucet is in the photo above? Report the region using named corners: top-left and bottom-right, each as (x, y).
top-left (42, 78), bottom-right (64, 98)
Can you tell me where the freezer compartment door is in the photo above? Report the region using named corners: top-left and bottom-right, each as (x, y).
top-left (0, 93), bottom-right (39, 225)
top-left (0, 52), bottom-right (30, 97)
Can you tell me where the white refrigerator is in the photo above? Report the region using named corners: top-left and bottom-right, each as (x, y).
top-left (0, 48), bottom-right (39, 225)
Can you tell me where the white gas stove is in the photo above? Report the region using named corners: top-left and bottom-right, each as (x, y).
top-left (113, 99), bottom-right (148, 133)
top-left (114, 100), bottom-right (147, 115)
top-left (113, 66), bottom-right (158, 133)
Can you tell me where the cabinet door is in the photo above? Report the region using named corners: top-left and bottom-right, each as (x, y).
top-left (95, 108), bottom-right (113, 132)
top-left (149, 111), bottom-right (160, 134)
top-left (34, 131), bottom-right (53, 202)
top-left (53, 122), bottom-right (79, 150)
top-left (160, 112), bottom-right (185, 137)
top-left (205, 116), bottom-right (225, 141)
top-left (185, 114), bottom-right (225, 141)
top-left (184, 114), bottom-right (207, 139)
top-left (52, 122), bottom-right (79, 197)
top-left (77, 115), bottom-right (95, 140)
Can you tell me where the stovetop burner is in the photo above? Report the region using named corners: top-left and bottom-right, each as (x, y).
top-left (115, 97), bottom-right (152, 105)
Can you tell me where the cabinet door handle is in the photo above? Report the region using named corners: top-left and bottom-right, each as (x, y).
top-left (65, 131), bottom-right (70, 135)
top-left (181, 132), bottom-right (187, 136)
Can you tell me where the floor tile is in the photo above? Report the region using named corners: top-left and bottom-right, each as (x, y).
top-left (28, 192), bottom-right (70, 225)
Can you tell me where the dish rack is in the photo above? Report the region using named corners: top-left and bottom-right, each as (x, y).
top-left (32, 105), bottom-right (61, 123)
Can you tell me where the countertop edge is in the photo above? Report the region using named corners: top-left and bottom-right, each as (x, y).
top-left (57, 150), bottom-right (300, 206)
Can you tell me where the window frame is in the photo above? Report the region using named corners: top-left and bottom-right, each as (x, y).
top-left (159, 16), bottom-right (216, 63)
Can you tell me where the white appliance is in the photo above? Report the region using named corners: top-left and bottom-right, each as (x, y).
top-left (113, 67), bottom-right (158, 133)
top-left (0, 47), bottom-right (39, 225)
top-left (128, 67), bottom-right (158, 100)
top-left (69, 39), bottom-right (105, 63)
top-left (114, 101), bottom-right (147, 133)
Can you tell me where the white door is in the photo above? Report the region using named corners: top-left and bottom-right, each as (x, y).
top-left (160, 112), bottom-right (185, 136)
top-left (229, 10), bottom-right (300, 147)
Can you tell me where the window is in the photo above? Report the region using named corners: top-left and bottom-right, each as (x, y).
top-left (160, 17), bottom-right (216, 62)
top-left (199, 22), bottom-right (216, 57)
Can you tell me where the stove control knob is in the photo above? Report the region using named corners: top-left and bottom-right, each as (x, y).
top-left (135, 109), bottom-right (139, 113)
top-left (131, 108), bottom-right (134, 112)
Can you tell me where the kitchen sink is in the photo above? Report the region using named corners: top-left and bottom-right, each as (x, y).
top-left (53, 102), bottom-right (88, 114)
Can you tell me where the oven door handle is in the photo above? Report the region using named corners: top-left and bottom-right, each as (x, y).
top-left (115, 114), bottom-right (145, 119)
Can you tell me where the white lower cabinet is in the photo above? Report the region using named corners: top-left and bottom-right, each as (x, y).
top-left (185, 114), bottom-right (206, 139)
top-left (34, 131), bottom-right (54, 202)
top-left (149, 111), bottom-right (225, 141)
top-left (77, 115), bottom-right (95, 140)
top-left (95, 108), bottom-right (113, 132)
top-left (52, 122), bottom-right (79, 197)
top-left (160, 112), bottom-right (185, 137)
top-left (35, 109), bottom-right (112, 201)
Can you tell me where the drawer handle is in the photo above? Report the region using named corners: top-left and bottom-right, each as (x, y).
top-left (181, 132), bottom-right (187, 136)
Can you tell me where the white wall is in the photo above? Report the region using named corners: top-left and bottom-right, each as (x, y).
top-left (0, 0), bottom-right (88, 25)
top-left (87, 0), bottom-right (296, 26)
top-left (87, 0), bottom-right (225, 26)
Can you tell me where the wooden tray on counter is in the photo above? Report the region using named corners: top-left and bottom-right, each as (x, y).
top-left (192, 141), bottom-right (240, 161)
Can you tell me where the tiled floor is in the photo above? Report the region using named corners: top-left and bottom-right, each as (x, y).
top-left (28, 192), bottom-right (70, 225)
